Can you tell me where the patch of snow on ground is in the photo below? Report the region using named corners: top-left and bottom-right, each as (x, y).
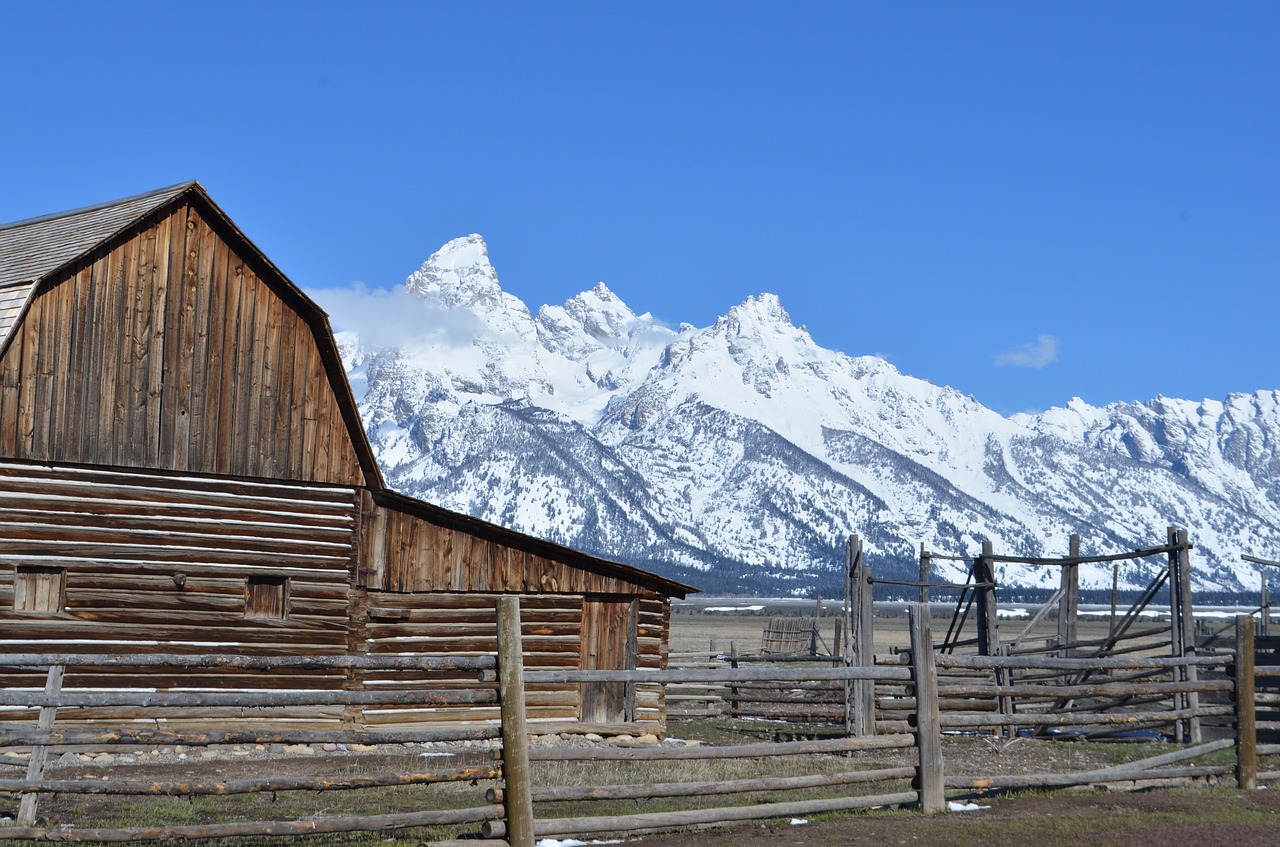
top-left (703, 605), bottom-right (766, 612)
top-left (948, 801), bottom-right (991, 812)
top-left (535, 840), bottom-right (623, 847)
top-left (790, 818), bottom-right (809, 825)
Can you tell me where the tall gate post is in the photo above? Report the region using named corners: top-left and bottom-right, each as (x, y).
top-left (974, 541), bottom-right (999, 656)
top-left (1235, 614), bottom-right (1257, 790)
top-left (496, 595), bottom-right (535, 847)
top-left (1057, 534), bottom-right (1080, 656)
top-left (909, 604), bottom-right (944, 813)
top-left (919, 544), bottom-right (931, 606)
top-left (845, 536), bottom-right (876, 736)
top-left (1168, 527), bottom-right (1201, 742)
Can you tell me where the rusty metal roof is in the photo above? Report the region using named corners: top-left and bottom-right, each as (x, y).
top-left (0, 181), bottom-right (196, 346)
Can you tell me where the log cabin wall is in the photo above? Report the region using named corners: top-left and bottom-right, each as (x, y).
top-left (0, 183), bottom-right (689, 735)
top-left (357, 494), bottom-right (672, 731)
top-left (0, 459), bottom-right (359, 729)
top-left (0, 201), bottom-right (363, 486)
top-left (357, 591), bottom-right (668, 733)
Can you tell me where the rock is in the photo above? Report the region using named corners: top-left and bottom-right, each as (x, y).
top-left (636, 733), bottom-right (660, 746)
top-left (583, 733), bottom-right (604, 743)
top-left (322, 742), bottom-right (338, 752)
top-left (281, 744), bottom-right (314, 756)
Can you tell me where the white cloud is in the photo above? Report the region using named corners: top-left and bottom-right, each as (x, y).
top-left (994, 334), bottom-right (1059, 369)
top-left (308, 283), bottom-right (488, 350)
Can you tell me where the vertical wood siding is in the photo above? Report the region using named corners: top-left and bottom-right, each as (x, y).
top-left (359, 495), bottom-right (664, 596)
top-left (0, 204), bottom-right (362, 485)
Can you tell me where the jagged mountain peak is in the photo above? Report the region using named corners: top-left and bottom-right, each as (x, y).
top-left (719, 292), bottom-right (795, 334)
top-left (538, 282), bottom-right (638, 344)
top-left (404, 235), bottom-right (535, 342)
top-left (337, 235), bottom-right (1280, 595)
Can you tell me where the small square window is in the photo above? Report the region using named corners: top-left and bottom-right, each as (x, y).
top-left (245, 576), bottom-right (289, 621)
top-left (14, 567), bottom-right (66, 614)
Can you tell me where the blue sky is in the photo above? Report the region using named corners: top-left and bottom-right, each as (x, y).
top-left (2, 2), bottom-right (1276, 415)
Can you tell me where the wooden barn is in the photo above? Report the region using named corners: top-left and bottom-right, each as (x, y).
top-left (0, 182), bottom-right (694, 735)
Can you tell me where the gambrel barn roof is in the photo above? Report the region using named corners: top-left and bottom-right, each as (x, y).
top-left (0, 183), bottom-right (196, 348)
top-left (0, 182), bottom-right (694, 599)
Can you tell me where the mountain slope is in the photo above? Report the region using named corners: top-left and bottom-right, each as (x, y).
top-left (333, 235), bottom-right (1280, 595)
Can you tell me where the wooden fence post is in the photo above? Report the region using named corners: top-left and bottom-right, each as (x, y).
top-left (919, 544), bottom-right (931, 606)
top-left (1058, 534), bottom-right (1080, 656)
top-left (1262, 572), bottom-right (1271, 638)
top-left (845, 536), bottom-right (875, 737)
top-left (1235, 614), bottom-right (1257, 790)
top-left (729, 642), bottom-right (740, 719)
top-left (975, 541), bottom-right (999, 657)
top-left (995, 645), bottom-right (1014, 739)
top-left (844, 535), bottom-right (857, 736)
top-left (1168, 527), bottom-right (1200, 743)
top-left (496, 596), bottom-right (535, 847)
top-left (909, 605), bottom-right (944, 814)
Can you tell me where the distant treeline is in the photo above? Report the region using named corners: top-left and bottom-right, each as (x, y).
top-left (653, 560), bottom-right (1260, 608)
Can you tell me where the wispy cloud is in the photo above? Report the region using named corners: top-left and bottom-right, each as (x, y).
top-left (308, 283), bottom-right (489, 350)
top-left (994, 334), bottom-right (1059, 369)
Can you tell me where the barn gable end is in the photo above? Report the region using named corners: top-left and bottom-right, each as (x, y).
top-left (0, 185), bottom-right (371, 485)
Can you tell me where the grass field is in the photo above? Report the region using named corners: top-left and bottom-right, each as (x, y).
top-left (668, 604), bottom-right (1161, 657)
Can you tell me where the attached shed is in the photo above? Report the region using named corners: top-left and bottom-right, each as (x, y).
top-left (0, 182), bottom-right (694, 735)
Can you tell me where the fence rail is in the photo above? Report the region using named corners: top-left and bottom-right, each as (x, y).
top-left (0, 604), bottom-right (1273, 846)
top-left (0, 649), bottom-right (505, 840)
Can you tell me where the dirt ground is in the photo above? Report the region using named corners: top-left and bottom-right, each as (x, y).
top-left (628, 788), bottom-right (1280, 847)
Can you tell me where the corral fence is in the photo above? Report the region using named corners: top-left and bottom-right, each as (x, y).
top-left (0, 600), bottom-right (1271, 846)
top-left (0, 648), bottom-right (506, 843)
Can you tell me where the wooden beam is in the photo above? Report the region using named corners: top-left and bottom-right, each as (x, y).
top-left (495, 596), bottom-right (534, 847)
top-left (16, 664), bottom-right (61, 827)
top-left (1057, 534), bottom-right (1080, 655)
top-left (909, 605), bottom-right (943, 814)
top-left (1236, 614), bottom-right (1257, 790)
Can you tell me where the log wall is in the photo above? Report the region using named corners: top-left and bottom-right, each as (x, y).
top-left (357, 591), bottom-right (668, 730)
top-left (0, 460), bottom-right (359, 728)
top-left (0, 202), bottom-right (362, 485)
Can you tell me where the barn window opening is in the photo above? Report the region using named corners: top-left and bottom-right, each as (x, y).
top-left (14, 566), bottom-right (66, 614)
top-left (245, 576), bottom-right (289, 620)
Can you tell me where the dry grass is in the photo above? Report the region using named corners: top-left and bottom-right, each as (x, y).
top-left (670, 607), bottom-right (1170, 657)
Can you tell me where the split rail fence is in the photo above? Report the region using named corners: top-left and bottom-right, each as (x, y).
top-left (0, 600), bottom-right (1272, 846)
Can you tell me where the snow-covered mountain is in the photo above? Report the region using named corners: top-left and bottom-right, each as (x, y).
top-left (334, 235), bottom-right (1280, 596)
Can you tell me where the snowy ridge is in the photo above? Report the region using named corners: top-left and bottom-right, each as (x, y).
top-left (336, 236), bottom-right (1280, 595)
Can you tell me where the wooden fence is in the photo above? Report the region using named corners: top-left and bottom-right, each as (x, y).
top-left (0, 649), bottom-right (506, 843)
top-left (0, 601), bottom-right (1272, 846)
